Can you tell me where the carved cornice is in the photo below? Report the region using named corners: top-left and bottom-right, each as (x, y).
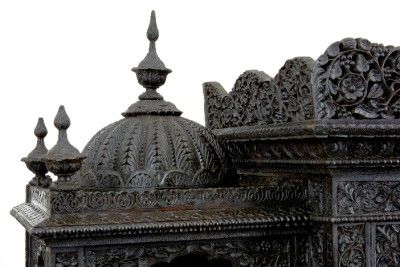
top-left (224, 137), bottom-right (400, 169)
top-left (11, 204), bottom-right (310, 238)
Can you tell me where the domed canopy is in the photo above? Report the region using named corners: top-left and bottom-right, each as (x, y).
top-left (77, 11), bottom-right (227, 189)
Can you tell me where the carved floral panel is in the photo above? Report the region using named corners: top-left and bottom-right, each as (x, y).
top-left (337, 181), bottom-right (400, 215)
top-left (55, 252), bottom-right (78, 267)
top-left (337, 224), bottom-right (365, 267)
top-left (376, 223), bottom-right (400, 266)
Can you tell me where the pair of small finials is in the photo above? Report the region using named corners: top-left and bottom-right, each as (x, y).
top-left (21, 105), bottom-right (85, 189)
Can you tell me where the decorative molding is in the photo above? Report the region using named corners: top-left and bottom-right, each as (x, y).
top-left (224, 138), bottom-right (400, 169)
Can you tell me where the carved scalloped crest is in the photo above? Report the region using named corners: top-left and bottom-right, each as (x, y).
top-left (204, 57), bottom-right (314, 129)
top-left (204, 38), bottom-right (400, 129)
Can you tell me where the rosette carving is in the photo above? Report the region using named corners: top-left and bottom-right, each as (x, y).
top-left (313, 38), bottom-right (400, 119)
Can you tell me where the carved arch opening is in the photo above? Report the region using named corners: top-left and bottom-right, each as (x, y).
top-left (37, 255), bottom-right (45, 267)
top-left (150, 253), bottom-right (233, 267)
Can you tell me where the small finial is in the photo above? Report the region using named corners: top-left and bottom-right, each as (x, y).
top-left (54, 105), bottom-right (71, 130)
top-left (34, 118), bottom-right (48, 139)
top-left (147, 10), bottom-right (159, 42)
top-left (45, 105), bottom-right (85, 190)
top-left (22, 118), bottom-right (52, 187)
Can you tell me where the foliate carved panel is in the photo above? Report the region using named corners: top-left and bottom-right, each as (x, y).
top-left (55, 252), bottom-right (78, 267)
top-left (309, 225), bottom-right (325, 267)
top-left (376, 224), bottom-right (400, 266)
top-left (85, 238), bottom-right (291, 267)
top-left (337, 181), bottom-right (400, 215)
top-left (30, 186), bottom-right (50, 212)
top-left (308, 180), bottom-right (324, 215)
top-left (337, 224), bottom-right (365, 267)
top-left (312, 38), bottom-right (400, 119)
top-left (204, 57), bottom-right (314, 129)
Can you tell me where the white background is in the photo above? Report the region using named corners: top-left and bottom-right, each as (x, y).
top-left (1, 0), bottom-right (399, 265)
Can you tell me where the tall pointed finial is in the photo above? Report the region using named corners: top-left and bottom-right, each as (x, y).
top-left (22, 118), bottom-right (52, 187)
top-left (122, 11), bottom-right (181, 117)
top-left (132, 10), bottom-right (172, 100)
top-left (147, 10), bottom-right (159, 46)
top-left (45, 106), bottom-right (85, 190)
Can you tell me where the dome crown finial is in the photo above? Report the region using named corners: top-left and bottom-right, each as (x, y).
top-left (132, 11), bottom-right (172, 101)
top-left (147, 10), bottom-right (159, 42)
top-left (123, 11), bottom-right (181, 117)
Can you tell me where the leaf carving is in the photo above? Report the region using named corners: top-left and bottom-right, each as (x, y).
top-left (356, 54), bottom-right (370, 73)
top-left (330, 61), bottom-right (342, 80)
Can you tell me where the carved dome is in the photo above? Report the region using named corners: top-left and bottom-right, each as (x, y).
top-left (77, 11), bottom-right (227, 189)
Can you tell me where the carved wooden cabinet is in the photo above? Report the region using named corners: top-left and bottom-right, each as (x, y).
top-left (12, 11), bottom-right (400, 267)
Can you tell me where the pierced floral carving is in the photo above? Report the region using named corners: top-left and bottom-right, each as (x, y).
top-left (85, 238), bottom-right (291, 267)
top-left (205, 38), bottom-right (400, 125)
top-left (313, 38), bottom-right (400, 119)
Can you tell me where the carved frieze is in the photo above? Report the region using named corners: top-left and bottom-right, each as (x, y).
top-left (48, 185), bottom-right (306, 214)
top-left (225, 138), bottom-right (400, 167)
